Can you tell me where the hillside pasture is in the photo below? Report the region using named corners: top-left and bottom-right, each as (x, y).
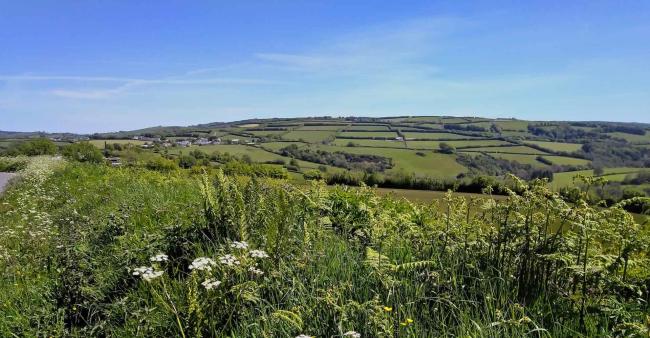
top-left (331, 139), bottom-right (407, 148)
top-left (402, 132), bottom-right (480, 140)
top-left (407, 139), bottom-right (512, 150)
top-left (314, 145), bottom-right (467, 178)
top-left (89, 139), bottom-right (148, 149)
top-left (337, 131), bottom-right (398, 138)
top-left (551, 167), bottom-right (650, 189)
top-left (460, 145), bottom-right (549, 155)
top-left (295, 125), bottom-right (346, 131)
top-left (281, 130), bottom-right (336, 143)
top-left (525, 140), bottom-right (583, 152)
top-left (606, 131), bottom-right (650, 144)
top-left (343, 125), bottom-right (390, 131)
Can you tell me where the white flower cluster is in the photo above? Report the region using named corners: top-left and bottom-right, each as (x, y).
top-left (344, 331), bottom-right (361, 338)
top-left (201, 278), bottom-right (221, 290)
top-left (230, 241), bottom-right (249, 249)
top-left (219, 254), bottom-right (240, 266)
top-left (189, 257), bottom-right (217, 271)
top-left (248, 266), bottom-right (264, 276)
top-left (149, 253), bottom-right (169, 262)
top-left (249, 249), bottom-right (269, 258)
top-left (295, 335), bottom-right (313, 338)
top-left (132, 266), bottom-right (164, 281)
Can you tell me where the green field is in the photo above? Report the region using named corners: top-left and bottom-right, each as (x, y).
top-left (524, 140), bottom-right (582, 152)
top-left (337, 131), bottom-right (398, 138)
top-left (258, 141), bottom-right (305, 151)
top-left (281, 130), bottom-right (336, 143)
top-left (402, 132), bottom-right (480, 140)
top-left (487, 153), bottom-right (549, 166)
top-left (541, 155), bottom-right (590, 166)
top-left (295, 125), bottom-right (347, 131)
top-left (460, 145), bottom-right (548, 154)
top-left (552, 167), bottom-right (650, 189)
top-left (464, 120), bottom-right (529, 131)
top-left (315, 145), bottom-right (467, 178)
top-left (407, 139), bottom-right (512, 150)
top-left (89, 139), bottom-right (148, 148)
top-left (168, 144), bottom-right (286, 162)
top-left (331, 139), bottom-right (407, 148)
top-left (605, 131), bottom-right (650, 144)
top-left (245, 130), bottom-right (287, 137)
top-left (373, 187), bottom-right (508, 202)
top-left (344, 125), bottom-right (390, 131)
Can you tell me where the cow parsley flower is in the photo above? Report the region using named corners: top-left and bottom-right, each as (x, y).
top-left (343, 331), bottom-right (361, 338)
top-left (249, 249), bottom-right (269, 258)
top-left (189, 257), bottom-right (217, 271)
top-left (132, 266), bottom-right (153, 276)
top-left (201, 278), bottom-right (221, 290)
top-left (248, 266), bottom-right (264, 275)
top-left (131, 266), bottom-right (164, 282)
top-left (230, 241), bottom-right (249, 249)
top-left (219, 254), bottom-right (240, 266)
top-left (149, 253), bottom-right (169, 262)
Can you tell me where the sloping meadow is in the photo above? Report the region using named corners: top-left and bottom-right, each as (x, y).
top-left (0, 158), bottom-right (648, 337)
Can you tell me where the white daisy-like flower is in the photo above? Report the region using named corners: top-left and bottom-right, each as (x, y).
top-left (142, 270), bottom-right (164, 282)
top-left (201, 278), bottom-right (222, 290)
top-left (248, 266), bottom-right (264, 275)
top-left (343, 331), bottom-right (361, 338)
top-left (230, 241), bottom-right (249, 249)
top-left (131, 266), bottom-right (164, 282)
top-left (189, 257), bottom-right (217, 271)
top-left (219, 254), bottom-right (240, 266)
top-left (295, 335), bottom-right (313, 338)
top-left (149, 253), bottom-right (169, 262)
top-left (132, 266), bottom-right (153, 276)
top-left (249, 249), bottom-right (269, 258)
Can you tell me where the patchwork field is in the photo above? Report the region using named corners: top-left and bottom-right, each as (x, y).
top-left (89, 139), bottom-right (148, 148)
top-left (337, 131), bottom-right (398, 138)
top-left (551, 167), bottom-right (650, 189)
top-left (281, 130), bottom-right (336, 143)
top-left (401, 132), bottom-right (480, 140)
top-left (524, 140), bottom-right (583, 152)
top-left (315, 144), bottom-right (467, 178)
top-left (331, 139), bottom-right (407, 148)
top-left (606, 131), bottom-right (650, 144)
top-left (406, 139), bottom-right (512, 150)
top-left (460, 145), bottom-right (548, 155)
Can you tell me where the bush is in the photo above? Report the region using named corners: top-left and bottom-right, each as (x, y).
top-left (303, 169), bottom-right (323, 180)
top-left (438, 142), bottom-right (456, 154)
top-left (0, 157), bottom-right (29, 172)
top-left (145, 157), bottom-right (178, 172)
top-left (178, 155), bottom-right (197, 169)
top-left (61, 142), bottom-right (104, 163)
top-left (6, 138), bottom-right (58, 156)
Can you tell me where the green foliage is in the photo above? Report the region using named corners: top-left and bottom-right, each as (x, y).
top-left (1, 159), bottom-right (649, 337)
top-left (438, 142), bottom-right (456, 154)
top-left (177, 154), bottom-right (197, 168)
top-left (145, 156), bottom-right (178, 172)
top-left (61, 142), bottom-right (104, 163)
top-left (6, 138), bottom-right (58, 156)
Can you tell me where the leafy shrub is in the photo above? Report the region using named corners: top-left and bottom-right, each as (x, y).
top-left (61, 142), bottom-right (104, 163)
top-left (145, 157), bottom-right (178, 172)
top-left (5, 138), bottom-right (58, 156)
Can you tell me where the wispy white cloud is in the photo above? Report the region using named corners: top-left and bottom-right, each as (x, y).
top-left (0, 72), bottom-right (287, 99)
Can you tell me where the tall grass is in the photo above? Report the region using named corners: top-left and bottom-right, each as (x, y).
top-left (0, 158), bottom-right (648, 337)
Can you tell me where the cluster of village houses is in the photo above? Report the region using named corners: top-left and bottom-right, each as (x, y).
top-left (132, 136), bottom-right (257, 148)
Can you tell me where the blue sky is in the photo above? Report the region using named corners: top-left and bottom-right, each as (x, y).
top-left (1, 1), bottom-right (649, 133)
